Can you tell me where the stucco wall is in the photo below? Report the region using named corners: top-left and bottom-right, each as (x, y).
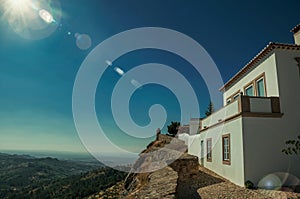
top-left (242, 49), bottom-right (300, 186)
top-left (242, 117), bottom-right (300, 186)
top-left (201, 100), bottom-right (239, 130)
top-left (178, 133), bottom-right (189, 145)
top-left (294, 31), bottom-right (300, 45)
top-left (275, 49), bottom-right (300, 118)
top-left (188, 118), bottom-right (245, 186)
top-left (223, 53), bottom-right (279, 105)
top-left (189, 119), bottom-right (200, 135)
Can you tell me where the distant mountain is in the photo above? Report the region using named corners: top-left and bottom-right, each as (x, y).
top-left (0, 153), bottom-right (127, 199)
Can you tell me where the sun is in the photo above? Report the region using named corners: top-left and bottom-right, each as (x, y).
top-left (9, 0), bottom-right (32, 10)
top-left (3, 0), bottom-right (34, 14)
top-left (1, 0), bottom-right (34, 22)
top-left (1, 0), bottom-right (61, 39)
top-left (1, 0), bottom-right (35, 33)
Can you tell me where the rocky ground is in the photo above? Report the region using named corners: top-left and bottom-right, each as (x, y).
top-left (90, 165), bottom-right (300, 199)
top-left (89, 134), bottom-right (300, 199)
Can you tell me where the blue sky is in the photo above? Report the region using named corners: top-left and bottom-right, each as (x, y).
top-left (0, 0), bottom-right (299, 154)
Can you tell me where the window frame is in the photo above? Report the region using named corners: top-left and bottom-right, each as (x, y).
top-left (222, 134), bottom-right (231, 165)
top-left (243, 73), bottom-right (267, 97)
top-left (206, 138), bottom-right (212, 162)
top-left (233, 93), bottom-right (240, 100)
top-left (244, 83), bottom-right (254, 96)
top-left (226, 90), bottom-right (240, 105)
top-left (226, 97), bottom-right (231, 105)
top-left (255, 73), bottom-right (267, 97)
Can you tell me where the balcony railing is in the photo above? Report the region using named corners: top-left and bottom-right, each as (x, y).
top-left (198, 96), bottom-right (282, 131)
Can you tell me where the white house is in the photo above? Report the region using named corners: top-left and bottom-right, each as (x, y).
top-left (179, 24), bottom-right (300, 188)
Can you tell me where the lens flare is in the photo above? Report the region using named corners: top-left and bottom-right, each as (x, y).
top-left (131, 79), bottom-right (142, 88)
top-left (258, 172), bottom-right (300, 191)
top-left (114, 67), bottom-right (125, 76)
top-left (258, 174), bottom-right (282, 190)
top-left (38, 9), bottom-right (54, 23)
top-left (105, 60), bottom-right (113, 66)
top-left (75, 33), bottom-right (92, 50)
top-left (1, 0), bottom-right (62, 40)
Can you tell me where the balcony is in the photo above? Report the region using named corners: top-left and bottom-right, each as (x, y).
top-left (199, 96), bottom-right (282, 131)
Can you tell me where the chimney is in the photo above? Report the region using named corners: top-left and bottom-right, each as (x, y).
top-left (291, 23), bottom-right (300, 45)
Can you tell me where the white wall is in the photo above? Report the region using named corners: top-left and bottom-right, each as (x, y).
top-left (223, 54), bottom-right (279, 105)
top-left (242, 117), bottom-right (300, 186)
top-left (242, 49), bottom-right (300, 186)
top-left (201, 100), bottom-right (239, 130)
top-left (188, 118), bottom-right (245, 186)
top-left (188, 134), bottom-right (201, 157)
top-left (178, 133), bottom-right (189, 145)
top-left (275, 49), bottom-right (300, 119)
top-left (294, 31), bottom-right (300, 45)
top-left (190, 119), bottom-right (200, 135)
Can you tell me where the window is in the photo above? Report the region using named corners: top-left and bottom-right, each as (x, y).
top-left (226, 91), bottom-right (240, 105)
top-left (222, 134), bottom-right (230, 165)
top-left (243, 73), bottom-right (267, 97)
top-left (226, 98), bottom-right (231, 105)
top-left (233, 93), bottom-right (240, 100)
top-left (207, 138), bottom-right (212, 162)
top-left (256, 78), bottom-right (265, 97)
top-left (245, 84), bottom-right (254, 96)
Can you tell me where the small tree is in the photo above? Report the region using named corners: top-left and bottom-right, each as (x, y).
top-left (282, 134), bottom-right (300, 155)
top-left (167, 121), bottom-right (180, 137)
top-left (205, 101), bottom-right (214, 117)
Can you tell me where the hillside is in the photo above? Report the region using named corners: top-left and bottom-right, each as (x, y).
top-left (0, 153), bottom-right (126, 199)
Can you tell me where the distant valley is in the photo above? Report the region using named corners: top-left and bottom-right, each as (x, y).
top-left (0, 152), bottom-right (127, 199)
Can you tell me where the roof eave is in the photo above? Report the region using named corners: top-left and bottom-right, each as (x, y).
top-left (219, 42), bottom-right (300, 92)
top-left (291, 23), bottom-right (300, 33)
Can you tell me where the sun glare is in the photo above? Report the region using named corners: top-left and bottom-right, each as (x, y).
top-left (2, 0), bottom-right (35, 23)
top-left (8, 0), bottom-right (32, 11)
top-left (1, 0), bottom-right (61, 40)
top-left (10, 0), bottom-right (28, 7)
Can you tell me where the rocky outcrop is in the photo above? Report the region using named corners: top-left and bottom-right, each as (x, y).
top-left (124, 134), bottom-right (200, 199)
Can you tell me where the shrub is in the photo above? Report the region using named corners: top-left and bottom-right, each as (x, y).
top-left (245, 180), bottom-right (254, 189)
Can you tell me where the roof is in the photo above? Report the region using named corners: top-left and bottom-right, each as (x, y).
top-left (291, 23), bottom-right (300, 33)
top-left (220, 42), bottom-right (300, 91)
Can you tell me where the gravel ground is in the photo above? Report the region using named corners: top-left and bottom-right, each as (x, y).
top-left (197, 166), bottom-right (300, 199)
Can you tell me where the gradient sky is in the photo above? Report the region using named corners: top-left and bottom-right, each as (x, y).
top-left (0, 0), bottom-right (299, 154)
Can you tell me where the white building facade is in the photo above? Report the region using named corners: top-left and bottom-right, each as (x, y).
top-left (179, 24), bottom-right (300, 187)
